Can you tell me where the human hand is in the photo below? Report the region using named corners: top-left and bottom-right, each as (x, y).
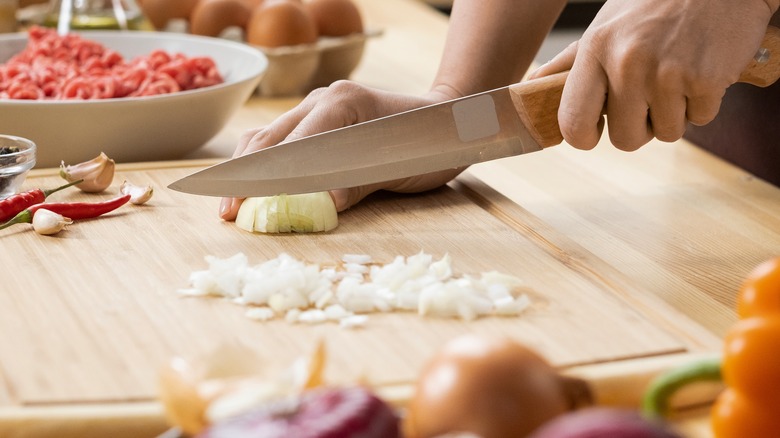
top-left (219, 81), bottom-right (464, 221)
top-left (529, 0), bottom-right (778, 151)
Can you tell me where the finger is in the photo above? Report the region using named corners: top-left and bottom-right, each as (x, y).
top-left (685, 91), bottom-right (725, 126)
top-left (648, 100), bottom-right (687, 143)
top-left (330, 168), bottom-right (465, 212)
top-left (232, 127), bottom-right (264, 158)
top-left (600, 63), bottom-right (653, 151)
top-left (243, 96), bottom-right (324, 153)
top-left (528, 40), bottom-right (578, 79)
top-left (558, 59), bottom-right (608, 150)
top-left (647, 80), bottom-right (688, 143)
top-left (283, 81), bottom-right (385, 143)
top-left (330, 182), bottom-right (387, 212)
top-left (605, 88), bottom-right (653, 151)
top-left (219, 197), bottom-right (243, 221)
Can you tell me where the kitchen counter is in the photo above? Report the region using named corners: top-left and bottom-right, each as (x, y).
top-left (1, 0), bottom-right (779, 437)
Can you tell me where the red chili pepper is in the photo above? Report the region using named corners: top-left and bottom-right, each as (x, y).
top-left (0, 194), bottom-right (131, 230)
top-left (0, 179), bottom-right (83, 222)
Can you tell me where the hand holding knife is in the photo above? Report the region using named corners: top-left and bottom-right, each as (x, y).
top-left (169, 26), bottom-right (780, 200)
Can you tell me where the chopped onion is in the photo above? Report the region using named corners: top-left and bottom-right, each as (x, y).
top-left (235, 192), bottom-right (338, 233)
top-left (178, 252), bottom-right (533, 326)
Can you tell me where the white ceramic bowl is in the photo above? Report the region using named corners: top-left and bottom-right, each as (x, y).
top-left (0, 31), bottom-right (267, 168)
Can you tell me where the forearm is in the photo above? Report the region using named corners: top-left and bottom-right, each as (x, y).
top-left (429, 0), bottom-right (567, 100)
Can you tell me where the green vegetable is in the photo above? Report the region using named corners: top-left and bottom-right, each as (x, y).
top-left (235, 192), bottom-right (338, 233)
top-left (640, 356), bottom-right (722, 418)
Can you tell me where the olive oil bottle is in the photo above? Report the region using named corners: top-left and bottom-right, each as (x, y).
top-left (43, 0), bottom-right (153, 31)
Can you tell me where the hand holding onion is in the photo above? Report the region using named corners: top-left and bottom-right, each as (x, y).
top-left (219, 85), bottom-right (464, 220)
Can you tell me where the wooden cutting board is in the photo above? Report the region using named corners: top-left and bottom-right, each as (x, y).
top-left (0, 160), bottom-right (722, 432)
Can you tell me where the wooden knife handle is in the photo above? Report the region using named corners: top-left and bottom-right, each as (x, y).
top-left (510, 25), bottom-right (780, 148)
top-left (738, 25), bottom-right (780, 86)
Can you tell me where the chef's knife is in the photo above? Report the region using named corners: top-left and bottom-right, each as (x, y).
top-left (169, 26), bottom-right (780, 198)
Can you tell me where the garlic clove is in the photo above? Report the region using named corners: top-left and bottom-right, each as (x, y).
top-left (60, 152), bottom-right (115, 193)
top-left (120, 180), bottom-right (154, 205)
top-left (32, 208), bottom-right (73, 235)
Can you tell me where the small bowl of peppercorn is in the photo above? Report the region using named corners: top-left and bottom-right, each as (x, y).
top-left (0, 134), bottom-right (36, 200)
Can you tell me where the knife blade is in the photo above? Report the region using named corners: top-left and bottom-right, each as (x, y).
top-left (169, 26), bottom-right (780, 198)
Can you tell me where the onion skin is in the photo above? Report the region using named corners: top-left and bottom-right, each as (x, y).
top-left (405, 335), bottom-right (591, 438)
top-left (527, 408), bottom-right (684, 438)
top-left (158, 357), bottom-right (214, 436)
top-left (197, 386), bottom-right (401, 438)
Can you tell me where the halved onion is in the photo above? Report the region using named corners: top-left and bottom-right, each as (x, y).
top-left (235, 192), bottom-right (338, 233)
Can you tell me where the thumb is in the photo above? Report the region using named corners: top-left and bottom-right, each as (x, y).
top-left (528, 40), bottom-right (578, 80)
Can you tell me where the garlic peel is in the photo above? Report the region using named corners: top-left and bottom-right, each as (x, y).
top-left (120, 180), bottom-right (154, 205)
top-left (60, 152), bottom-right (115, 193)
top-left (32, 208), bottom-right (73, 235)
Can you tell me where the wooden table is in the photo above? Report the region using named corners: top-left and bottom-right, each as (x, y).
top-left (1, 1), bottom-right (779, 437)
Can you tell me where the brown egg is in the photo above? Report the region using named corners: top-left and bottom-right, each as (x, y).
top-left (138, 0), bottom-right (200, 29)
top-left (190, 0), bottom-right (254, 37)
top-left (246, 0), bottom-right (318, 47)
top-left (305, 0), bottom-right (363, 37)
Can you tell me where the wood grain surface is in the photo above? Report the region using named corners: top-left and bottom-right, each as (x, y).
top-left (0, 162), bottom-right (721, 408)
top-left (0, 160), bottom-right (730, 437)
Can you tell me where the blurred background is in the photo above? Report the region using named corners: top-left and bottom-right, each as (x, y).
top-left (423, 0), bottom-right (603, 66)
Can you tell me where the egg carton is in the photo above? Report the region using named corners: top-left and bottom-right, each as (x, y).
top-left (253, 28), bottom-right (381, 97)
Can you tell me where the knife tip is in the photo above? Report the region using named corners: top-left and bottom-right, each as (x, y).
top-left (166, 180), bottom-right (189, 194)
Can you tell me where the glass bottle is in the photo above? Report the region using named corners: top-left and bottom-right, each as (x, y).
top-left (44, 0), bottom-right (151, 31)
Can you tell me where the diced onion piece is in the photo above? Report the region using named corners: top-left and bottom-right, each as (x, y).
top-left (245, 307), bottom-right (275, 321)
top-left (340, 314), bottom-right (369, 329)
top-left (235, 192), bottom-right (338, 233)
top-left (342, 254), bottom-right (372, 265)
top-left (180, 252), bottom-right (534, 325)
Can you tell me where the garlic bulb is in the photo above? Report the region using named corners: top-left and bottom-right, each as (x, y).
top-left (60, 152), bottom-right (115, 193)
top-left (32, 208), bottom-right (73, 235)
